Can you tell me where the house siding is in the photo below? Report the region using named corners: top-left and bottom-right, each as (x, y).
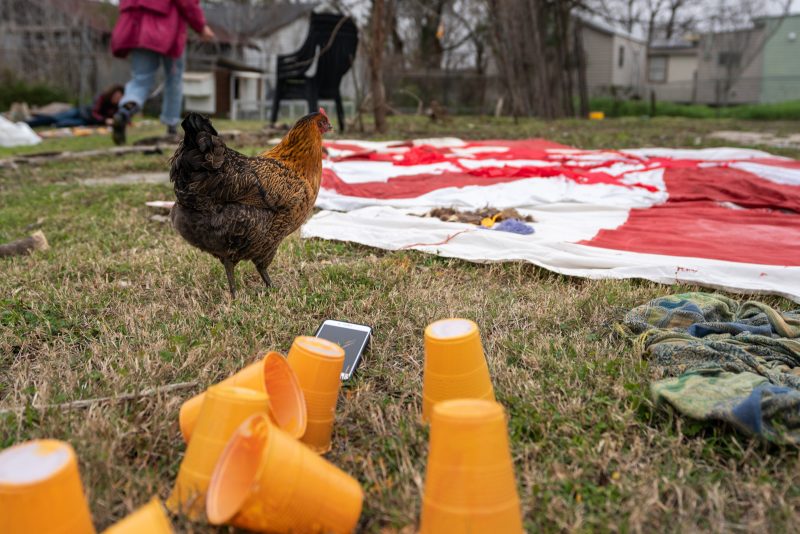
top-left (611, 34), bottom-right (646, 92)
top-left (668, 54), bottom-right (697, 82)
top-left (244, 17), bottom-right (310, 78)
top-left (648, 52), bottom-right (697, 103)
top-left (761, 15), bottom-right (800, 103)
top-left (582, 26), bottom-right (613, 93)
top-left (695, 27), bottom-right (765, 105)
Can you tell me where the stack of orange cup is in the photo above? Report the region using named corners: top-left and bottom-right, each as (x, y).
top-left (263, 351), bottom-right (308, 438)
top-left (422, 318), bottom-right (495, 421)
top-left (206, 413), bottom-right (363, 533)
top-left (179, 352), bottom-right (307, 442)
top-left (102, 497), bottom-right (172, 533)
top-left (287, 336), bottom-right (346, 453)
top-left (167, 385), bottom-right (269, 520)
top-left (419, 399), bottom-right (523, 533)
top-left (0, 439), bottom-right (95, 534)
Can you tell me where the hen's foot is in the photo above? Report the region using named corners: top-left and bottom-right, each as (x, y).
top-left (223, 260), bottom-right (237, 298)
top-left (257, 267), bottom-right (274, 289)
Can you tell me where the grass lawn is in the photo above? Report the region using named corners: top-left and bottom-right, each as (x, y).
top-left (1, 115), bottom-right (799, 532)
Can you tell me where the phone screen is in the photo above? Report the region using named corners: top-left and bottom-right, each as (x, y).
top-left (315, 322), bottom-right (371, 380)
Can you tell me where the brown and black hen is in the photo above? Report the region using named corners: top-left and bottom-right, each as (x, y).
top-left (170, 109), bottom-right (331, 297)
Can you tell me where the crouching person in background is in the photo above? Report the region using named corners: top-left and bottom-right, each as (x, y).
top-left (26, 85), bottom-right (124, 129)
top-left (110, 0), bottom-right (215, 144)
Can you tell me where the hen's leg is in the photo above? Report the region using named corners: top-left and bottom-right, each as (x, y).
top-left (222, 259), bottom-right (237, 298)
top-left (256, 265), bottom-right (273, 289)
top-left (255, 253), bottom-right (276, 290)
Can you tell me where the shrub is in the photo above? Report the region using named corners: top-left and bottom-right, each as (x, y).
top-left (0, 71), bottom-right (71, 112)
top-left (588, 97), bottom-right (800, 121)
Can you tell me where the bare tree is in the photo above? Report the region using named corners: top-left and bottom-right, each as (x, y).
top-left (588, 0), bottom-right (695, 43)
top-left (622, 0), bottom-right (642, 33)
top-left (326, 0), bottom-right (395, 132)
top-left (367, 0), bottom-right (391, 132)
top-left (486, 0), bottom-right (582, 119)
top-left (665, 0), bottom-right (689, 38)
top-left (643, 0), bottom-right (667, 42)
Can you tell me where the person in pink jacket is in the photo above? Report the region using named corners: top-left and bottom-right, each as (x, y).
top-left (110, 0), bottom-right (215, 144)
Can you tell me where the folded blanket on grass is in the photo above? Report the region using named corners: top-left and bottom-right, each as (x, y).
top-left (622, 292), bottom-right (800, 444)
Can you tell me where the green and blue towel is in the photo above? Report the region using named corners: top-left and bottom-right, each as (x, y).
top-left (622, 292), bottom-right (800, 445)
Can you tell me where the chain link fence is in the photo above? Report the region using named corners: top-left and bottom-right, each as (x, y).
top-left (594, 76), bottom-right (800, 107)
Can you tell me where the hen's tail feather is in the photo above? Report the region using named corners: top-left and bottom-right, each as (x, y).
top-left (171, 112), bottom-right (275, 212)
top-left (170, 112), bottom-right (227, 197)
top-left (181, 112), bottom-right (218, 145)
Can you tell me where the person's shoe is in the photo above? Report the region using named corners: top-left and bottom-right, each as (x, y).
top-left (165, 124), bottom-right (181, 143)
top-left (111, 102), bottom-right (138, 145)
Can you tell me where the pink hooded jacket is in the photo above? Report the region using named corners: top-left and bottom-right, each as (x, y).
top-left (111, 0), bottom-right (206, 59)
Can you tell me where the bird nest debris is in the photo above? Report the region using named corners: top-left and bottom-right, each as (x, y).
top-left (425, 207), bottom-right (535, 226)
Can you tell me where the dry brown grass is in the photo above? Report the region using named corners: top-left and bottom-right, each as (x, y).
top-left (1, 116), bottom-right (799, 532)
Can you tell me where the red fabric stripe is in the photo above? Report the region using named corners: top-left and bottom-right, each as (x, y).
top-left (464, 139), bottom-right (571, 150)
top-left (748, 157), bottom-right (800, 170)
top-left (582, 166), bottom-right (800, 265)
top-left (324, 139), bottom-right (571, 163)
top-left (321, 168), bottom-right (535, 198)
top-left (320, 164), bottom-right (656, 199)
top-left (663, 165), bottom-right (800, 212)
top-left (582, 201), bottom-right (800, 266)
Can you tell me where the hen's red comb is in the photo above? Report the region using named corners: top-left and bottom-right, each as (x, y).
top-left (319, 107), bottom-right (328, 118)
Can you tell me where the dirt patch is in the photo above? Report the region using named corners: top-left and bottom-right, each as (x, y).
top-left (79, 172), bottom-right (170, 186)
top-left (709, 130), bottom-right (800, 149)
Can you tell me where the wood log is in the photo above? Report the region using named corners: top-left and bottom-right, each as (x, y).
top-left (0, 381), bottom-right (198, 415)
top-left (0, 145), bottom-right (172, 169)
top-left (0, 231), bottom-right (49, 257)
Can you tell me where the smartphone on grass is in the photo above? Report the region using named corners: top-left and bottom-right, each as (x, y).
top-left (314, 320), bottom-right (372, 380)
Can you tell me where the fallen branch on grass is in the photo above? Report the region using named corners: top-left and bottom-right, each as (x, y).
top-left (0, 231), bottom-right (49, 257)
top-left (0, 144), bottom-right (173, 169)
top-left (0, 381), bottom-right (198, 415)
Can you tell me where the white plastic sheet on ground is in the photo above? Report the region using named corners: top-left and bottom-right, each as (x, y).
top-left (302, 139), bottom-right (800, 302)
top-left (0, 116), bottom-right (41, 147)
top-left (303, 206), bottom-right (800, 303)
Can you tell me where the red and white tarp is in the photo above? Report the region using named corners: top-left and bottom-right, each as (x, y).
top-left (302, 138), bottom-right (800, 302)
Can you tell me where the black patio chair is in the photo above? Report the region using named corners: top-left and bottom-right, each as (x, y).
top-left (270, 13), bottom-right (358, 132)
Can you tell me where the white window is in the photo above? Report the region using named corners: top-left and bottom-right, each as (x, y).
top-left (648, 56), bottom-right (667, 82)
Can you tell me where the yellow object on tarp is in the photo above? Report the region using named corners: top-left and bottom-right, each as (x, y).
top-left (589, 111), bottom-right (605, 120)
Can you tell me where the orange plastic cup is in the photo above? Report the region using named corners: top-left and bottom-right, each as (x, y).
top-left (206, 413), bottom-right (363, 533)
top-left (167, 385), bottom-right (269, 520)
top-left (422, 318), bottom-right (495, 421)
top-left (102, 497), bottom-right (172, 533)
top-left (263, 351), bottom-right (308, 439)
top-left (179, 352), bottom-right (307, 442)
top-left (0, 439), bottom-right (95, 534)
top-left (287, 336), bottom-right (345, 453)
top-left (419, 399), bottom-right (523, 534)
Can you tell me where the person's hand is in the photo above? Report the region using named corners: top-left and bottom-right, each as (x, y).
top-left (105, 118), bottom-right (114, 126)
top-left (201, 25), bottom-right (216, 42)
